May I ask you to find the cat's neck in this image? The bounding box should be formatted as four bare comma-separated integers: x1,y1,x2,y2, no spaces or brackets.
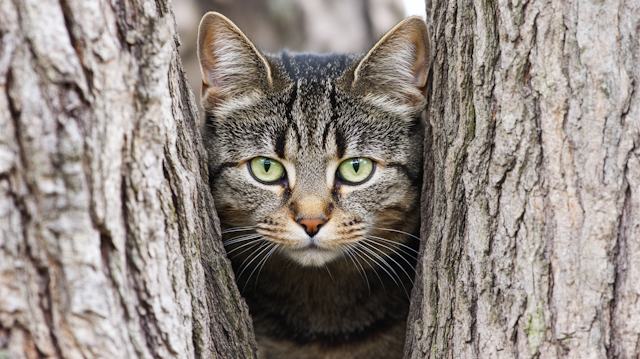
232,251,415,345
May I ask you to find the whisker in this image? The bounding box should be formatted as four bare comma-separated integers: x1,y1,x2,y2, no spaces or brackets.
237,242,274,285
365,238,417,262
258,244,281,284
247,243,280,291
370,227,420,241
348,245,386,292
358,242,410,298
324,263,335,283
227,238,263,256
222,226,258,234
362,239,416,298
229,241,265,262
366,234,419,255
224,233,261,246
348,248,374,296
360,240,415,287
344,246,370,295
235,242,267,275
364,237,418,263
352,243,402,290
343,248,362,280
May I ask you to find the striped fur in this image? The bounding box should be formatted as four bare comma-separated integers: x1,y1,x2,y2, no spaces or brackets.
199,12,430,359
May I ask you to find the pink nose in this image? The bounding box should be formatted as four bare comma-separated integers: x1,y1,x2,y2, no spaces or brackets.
297,218,327,237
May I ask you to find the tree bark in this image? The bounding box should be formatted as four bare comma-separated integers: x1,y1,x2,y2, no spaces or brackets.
406,0,640,358
0,0,257,358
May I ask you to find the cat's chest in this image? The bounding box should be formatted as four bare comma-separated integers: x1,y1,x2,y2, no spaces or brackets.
235,257,411,342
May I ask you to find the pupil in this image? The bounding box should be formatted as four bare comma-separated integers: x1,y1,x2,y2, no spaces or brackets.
264,159,271,172
352,159,360,173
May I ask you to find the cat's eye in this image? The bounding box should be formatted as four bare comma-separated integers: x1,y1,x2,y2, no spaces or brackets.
249,157,286,184
337,157,375,185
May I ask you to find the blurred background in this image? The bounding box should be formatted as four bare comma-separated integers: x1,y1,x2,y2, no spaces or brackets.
173,0,426,116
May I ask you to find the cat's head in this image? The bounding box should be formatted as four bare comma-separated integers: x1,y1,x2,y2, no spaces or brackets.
198,12,430,267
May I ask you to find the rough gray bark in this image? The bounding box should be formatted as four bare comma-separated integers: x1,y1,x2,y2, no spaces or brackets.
406,0,640,358
0,0,257,358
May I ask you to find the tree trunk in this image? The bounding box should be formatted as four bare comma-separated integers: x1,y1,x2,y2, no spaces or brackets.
0,0,257,358
406,0,640,358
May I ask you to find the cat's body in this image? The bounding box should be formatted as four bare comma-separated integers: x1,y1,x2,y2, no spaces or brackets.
243,253,413,358
198,13,430,359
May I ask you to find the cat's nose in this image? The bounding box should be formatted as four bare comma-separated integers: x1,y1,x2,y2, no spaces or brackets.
297,217,327,237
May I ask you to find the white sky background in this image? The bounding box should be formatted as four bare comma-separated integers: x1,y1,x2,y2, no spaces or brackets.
402,0,427,20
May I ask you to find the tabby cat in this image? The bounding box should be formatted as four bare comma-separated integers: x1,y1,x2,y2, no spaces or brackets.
198,12,430,359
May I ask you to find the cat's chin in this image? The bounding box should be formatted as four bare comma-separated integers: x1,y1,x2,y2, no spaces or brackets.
284,246,342,267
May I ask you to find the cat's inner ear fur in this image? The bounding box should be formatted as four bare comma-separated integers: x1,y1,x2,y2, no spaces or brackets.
351,16,431,115
197,12,273,109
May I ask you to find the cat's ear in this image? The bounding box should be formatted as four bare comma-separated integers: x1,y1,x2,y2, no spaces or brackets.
351,16,431,115
197,12,273,109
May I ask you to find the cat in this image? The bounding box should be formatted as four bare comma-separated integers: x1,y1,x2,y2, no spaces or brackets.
198,11,430,359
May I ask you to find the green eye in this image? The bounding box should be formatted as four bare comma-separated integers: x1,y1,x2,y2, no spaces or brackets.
249,157,285,184
337,157,374,184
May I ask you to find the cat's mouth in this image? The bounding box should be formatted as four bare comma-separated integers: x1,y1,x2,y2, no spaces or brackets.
285,239,343,267
291,239,328,252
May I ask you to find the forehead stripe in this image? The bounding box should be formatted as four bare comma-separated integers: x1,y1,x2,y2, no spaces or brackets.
335,127,346,159
274,130,286,158
274,82,299,158
322,85,337,150
321,121,332,151
325,85,347,158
